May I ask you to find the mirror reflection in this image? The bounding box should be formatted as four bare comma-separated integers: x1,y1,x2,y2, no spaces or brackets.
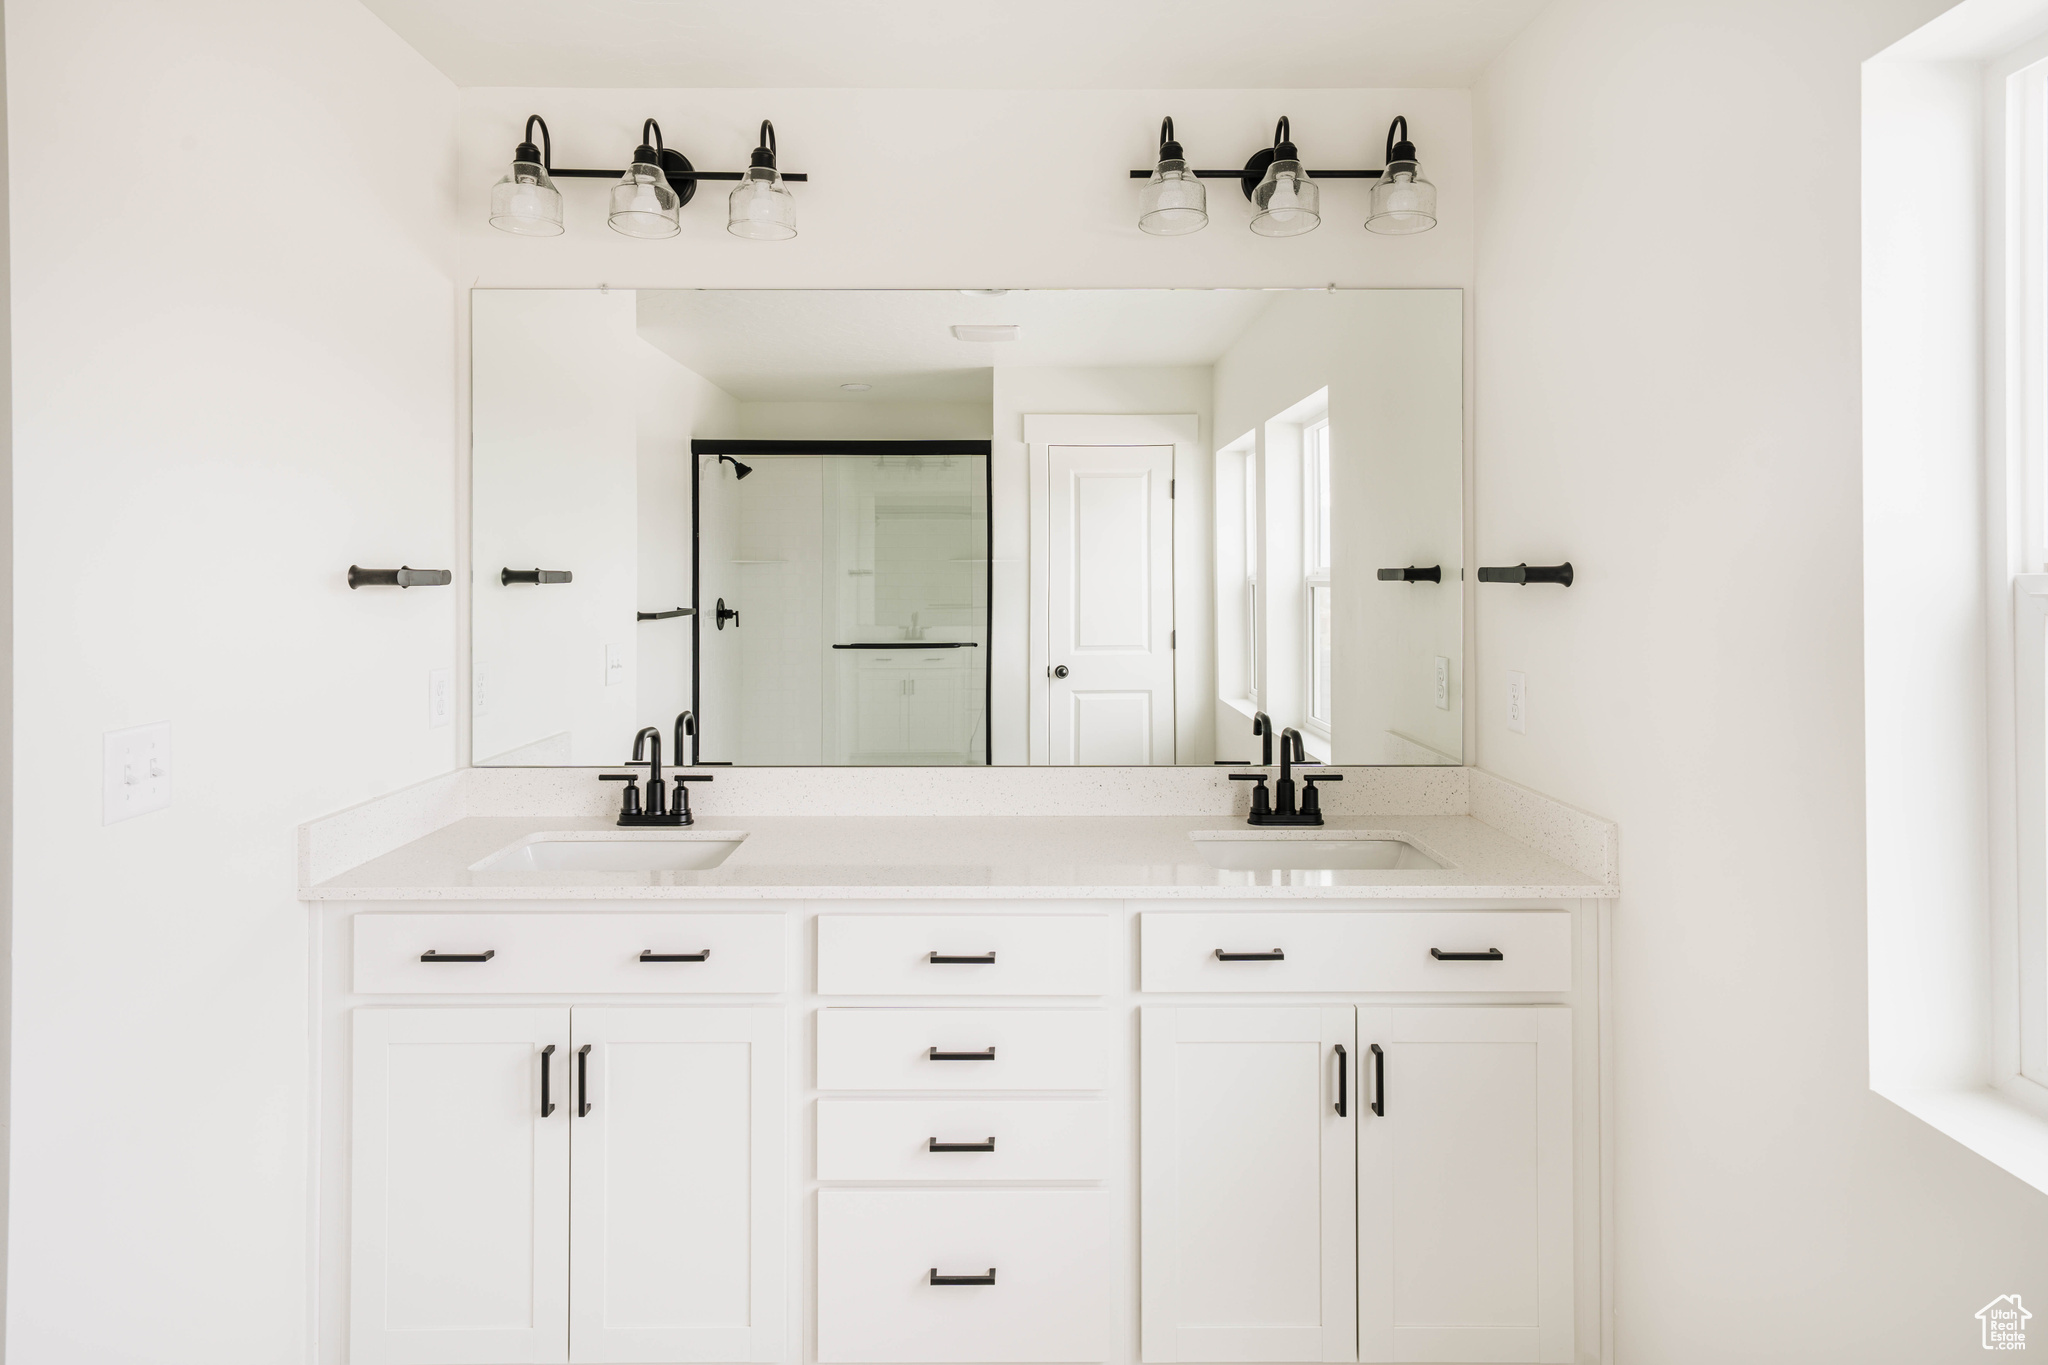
472,288,1462,767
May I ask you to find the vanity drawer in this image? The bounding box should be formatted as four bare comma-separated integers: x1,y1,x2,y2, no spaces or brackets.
352,913,785,994
1140,911,1572,993
817,1189,1112,1362
817,1099,1109,1181
816,1008,1108,1090
817,915,1112,996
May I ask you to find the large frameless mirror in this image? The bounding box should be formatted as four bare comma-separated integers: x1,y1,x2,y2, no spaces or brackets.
471,287,1464,768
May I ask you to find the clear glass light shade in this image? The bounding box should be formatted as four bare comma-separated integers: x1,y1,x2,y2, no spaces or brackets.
1250,159,1320,237
489,160,564,236
728,166,796,240
1139,159,1208,235
608,163,680,239
1366,163,1437,235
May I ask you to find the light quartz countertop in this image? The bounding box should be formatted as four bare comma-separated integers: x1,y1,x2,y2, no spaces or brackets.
304,813,1616,901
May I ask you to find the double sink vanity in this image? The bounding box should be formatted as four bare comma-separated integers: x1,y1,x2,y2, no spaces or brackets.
304,766,1617,1365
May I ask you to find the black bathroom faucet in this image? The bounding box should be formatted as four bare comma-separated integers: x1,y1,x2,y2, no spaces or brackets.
1228,724,1342,826
598,726,711,826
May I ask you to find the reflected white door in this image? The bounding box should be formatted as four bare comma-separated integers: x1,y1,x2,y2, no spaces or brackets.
351,1007,570,1365
1355,1006,1574,1363
569,1007,785,1363
1046,444,1175,764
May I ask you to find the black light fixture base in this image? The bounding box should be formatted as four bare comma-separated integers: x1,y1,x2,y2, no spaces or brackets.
1240,147,1275,201
660,148,699,207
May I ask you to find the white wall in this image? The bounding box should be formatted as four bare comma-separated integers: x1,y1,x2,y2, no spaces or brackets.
1473,0,2048,1359
4,1,457,1359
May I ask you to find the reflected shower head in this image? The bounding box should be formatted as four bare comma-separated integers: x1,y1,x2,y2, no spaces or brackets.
719,455,753,479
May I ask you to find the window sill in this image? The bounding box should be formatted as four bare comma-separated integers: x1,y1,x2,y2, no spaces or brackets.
1873,1081,2048,1195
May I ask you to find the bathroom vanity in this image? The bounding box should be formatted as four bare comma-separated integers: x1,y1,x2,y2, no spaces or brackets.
303,768,1616,1365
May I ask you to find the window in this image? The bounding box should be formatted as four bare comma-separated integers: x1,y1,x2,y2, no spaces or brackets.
1245,448,1260,706
1303,419,1331,731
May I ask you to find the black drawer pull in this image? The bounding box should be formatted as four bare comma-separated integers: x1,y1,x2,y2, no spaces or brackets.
540,1044,556,1117
1369,1042,1384,1117
1334,1042,1347,1117
420,949,495,963
577,1044,592,1117
928,1047,997,1061
1214,949,1284,961
640,950,711,962
929,1137,997,1152
929,952,997,964
930,1269,997,1286
1430,948,1504,961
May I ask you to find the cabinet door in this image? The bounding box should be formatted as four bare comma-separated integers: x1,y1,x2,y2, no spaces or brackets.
351,1007,569,1365
569,1007,786,1363
853,666,909,757
1356,1007,1573,1364
905,664,969,756
1140,1007,1356,1363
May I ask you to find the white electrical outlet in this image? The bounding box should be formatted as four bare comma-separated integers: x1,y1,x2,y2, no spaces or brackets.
1434,656,1450,710
473,666,489,720
1506,670,1527,734
605,644,625,687
103,721,171,824
428,669,452,729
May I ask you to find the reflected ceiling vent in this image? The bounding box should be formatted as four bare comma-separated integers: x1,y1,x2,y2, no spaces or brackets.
951,325,1021,343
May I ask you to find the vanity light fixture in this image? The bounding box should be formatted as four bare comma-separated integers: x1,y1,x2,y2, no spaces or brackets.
1138,117,1208,236
719,454,754,479
610,120,683,238
728,121,797,240
1248,117,1319,237
489,115,565,236
1126,115,1436,237
1365,116,1436,235
486,113,808,238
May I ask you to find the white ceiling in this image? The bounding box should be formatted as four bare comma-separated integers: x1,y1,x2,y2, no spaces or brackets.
358,0,1545,89
634,289,1281,402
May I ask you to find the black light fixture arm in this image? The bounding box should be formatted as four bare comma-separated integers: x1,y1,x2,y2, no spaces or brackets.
1127,112,1422,182
527,112,808,190
1478,562,1574,586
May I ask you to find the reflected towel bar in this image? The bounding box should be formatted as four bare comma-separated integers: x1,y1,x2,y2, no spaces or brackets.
347,566,450,589
637,607,693,621
832,642,979,649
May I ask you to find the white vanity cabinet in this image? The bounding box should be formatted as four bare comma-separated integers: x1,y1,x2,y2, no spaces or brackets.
349,1004,785,1365
1140,1004,1575,1365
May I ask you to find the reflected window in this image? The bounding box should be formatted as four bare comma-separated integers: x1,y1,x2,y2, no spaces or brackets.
1305,419,1332,729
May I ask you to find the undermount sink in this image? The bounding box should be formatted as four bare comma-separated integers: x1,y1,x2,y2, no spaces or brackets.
1191,832,1443,872
471,832,746,873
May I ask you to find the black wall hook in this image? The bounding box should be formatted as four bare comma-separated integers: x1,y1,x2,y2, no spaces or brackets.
501,568,572,585
1377,565,1442,583
1477,562,1573,586
348,566,451,589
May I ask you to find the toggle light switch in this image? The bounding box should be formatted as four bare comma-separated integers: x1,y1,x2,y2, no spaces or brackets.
104,721,171,824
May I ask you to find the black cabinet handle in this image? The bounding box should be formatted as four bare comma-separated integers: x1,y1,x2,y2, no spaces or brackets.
577,1044,592,1117
928,1137,997,1152
420,949,495,963
928,1047,997,1061
640,950,711,962
1334,1042,1348,1117
930,1269,997,1286
1369,1043,1384,1117
1430,948,1504,961
929,952,997,964
541,1044,556,1117
1214,949,1284,961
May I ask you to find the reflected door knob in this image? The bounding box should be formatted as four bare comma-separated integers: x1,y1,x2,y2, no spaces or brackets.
1052,664,1069,679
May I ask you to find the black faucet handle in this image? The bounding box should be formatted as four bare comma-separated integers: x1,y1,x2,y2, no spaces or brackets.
1302,772,1342,782
1229,772,1273,821
600,772,643,817
675,774,714,782
1227,773,1269,783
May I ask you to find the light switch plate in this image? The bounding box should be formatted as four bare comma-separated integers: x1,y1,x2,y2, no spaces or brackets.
104,721,171,824
1506,670,1527,734
428,669,452,729
1434,656,1450,710
605,644,625,687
